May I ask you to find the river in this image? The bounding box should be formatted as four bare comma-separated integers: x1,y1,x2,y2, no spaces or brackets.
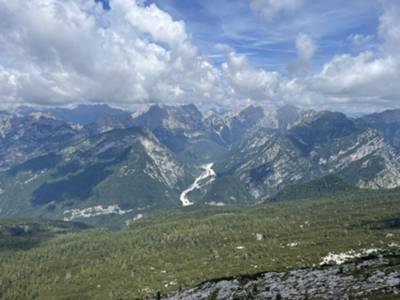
179,163,216,206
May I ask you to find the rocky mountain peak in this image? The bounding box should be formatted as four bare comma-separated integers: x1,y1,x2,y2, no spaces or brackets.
29,111,56,121
276,104,302,129
359,108,400,125
131,103,205,131
2,104,400,223
131,104,168,130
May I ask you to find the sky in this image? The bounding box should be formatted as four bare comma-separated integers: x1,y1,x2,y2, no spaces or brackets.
0,0,399,113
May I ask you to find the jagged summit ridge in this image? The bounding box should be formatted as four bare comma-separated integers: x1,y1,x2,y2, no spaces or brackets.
1,103,400,224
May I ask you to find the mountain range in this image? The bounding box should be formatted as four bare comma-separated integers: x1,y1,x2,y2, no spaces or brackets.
1,103,400,226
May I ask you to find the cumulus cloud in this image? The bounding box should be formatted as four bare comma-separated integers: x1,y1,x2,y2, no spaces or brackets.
0,0,399,114
302,0,400,112
287,33,317,76
295,33,316,62
0,0,227,109
221,51,281,104
348,34,374,48
249,0,304,21
0,0,306,110
244,0,400,113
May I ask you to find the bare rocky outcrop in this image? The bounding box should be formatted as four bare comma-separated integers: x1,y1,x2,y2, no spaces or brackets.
153,249,400,300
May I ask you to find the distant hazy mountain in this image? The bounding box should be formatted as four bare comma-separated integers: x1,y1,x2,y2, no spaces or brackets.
204,105,269,146
84,113,135,135
0,112,82,170
286,111,359,155
357,109,400,150
204,111,400,201
131,104,227,162
275,104,303,129
1,104,400,225
17,104,130,125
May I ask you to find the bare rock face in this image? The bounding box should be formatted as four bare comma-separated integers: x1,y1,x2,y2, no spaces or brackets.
155,249,400,300
131,104,228,162
2,104,400,226
357,108,400,150
0,113,81,169
205,105,270,146
209,111,400,202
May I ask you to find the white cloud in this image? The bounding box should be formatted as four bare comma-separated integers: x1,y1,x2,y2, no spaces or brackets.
348,34,374,48
120,2,188,46
295,33,316,62
378,0,400,54
0,0,303,110
221,50,281,105
0,0,225,109
249,0,304,21
287,33,317,76
0,0,399,114
299,0,400,112
310,52,398,99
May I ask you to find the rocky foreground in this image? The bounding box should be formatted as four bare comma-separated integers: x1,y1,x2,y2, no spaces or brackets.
152,249,400,300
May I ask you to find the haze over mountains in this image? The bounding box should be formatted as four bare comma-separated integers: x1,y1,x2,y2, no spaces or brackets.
1,103,400,227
